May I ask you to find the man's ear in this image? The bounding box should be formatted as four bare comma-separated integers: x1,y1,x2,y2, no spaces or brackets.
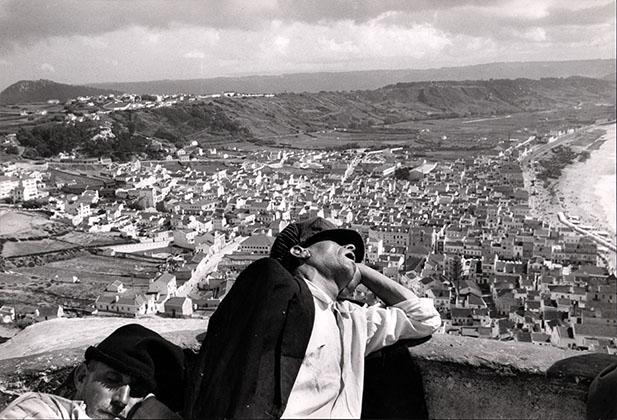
289,245,310,259
73,362,88,397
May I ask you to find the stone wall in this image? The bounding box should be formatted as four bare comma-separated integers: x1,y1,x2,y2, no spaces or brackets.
1,333,616,418
403,335,616,419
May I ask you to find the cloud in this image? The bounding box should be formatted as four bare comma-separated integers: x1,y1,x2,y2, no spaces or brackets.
0,0,613,89
0,0,613,54
40,62,55,72
275,0,503,24
0,0,272,53
103,58,119,66
184,50,205,59
543,2,616,26
79,36,109,49
383,1,615,45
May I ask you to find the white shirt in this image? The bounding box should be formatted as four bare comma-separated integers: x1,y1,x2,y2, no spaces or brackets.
281,280,441,419
0,392,90,419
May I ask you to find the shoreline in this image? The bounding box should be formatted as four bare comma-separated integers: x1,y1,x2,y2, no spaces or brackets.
525,123,616,269
558,124,616,238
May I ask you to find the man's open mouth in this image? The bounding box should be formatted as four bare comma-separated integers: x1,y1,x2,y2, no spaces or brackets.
343,249,356,261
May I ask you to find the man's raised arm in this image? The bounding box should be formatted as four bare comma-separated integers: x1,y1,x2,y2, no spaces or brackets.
356,263,417,306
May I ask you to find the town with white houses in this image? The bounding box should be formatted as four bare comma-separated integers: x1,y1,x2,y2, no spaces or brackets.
0,123,616,354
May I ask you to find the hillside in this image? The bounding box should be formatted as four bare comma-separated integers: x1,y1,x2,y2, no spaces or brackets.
603,72,616,82
205,77,615,138
0,80,122,104
89,59,616,95
101,76,616,143
12,76,616,159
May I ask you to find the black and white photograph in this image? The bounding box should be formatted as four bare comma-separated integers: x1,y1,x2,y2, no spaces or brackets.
0,1,615,419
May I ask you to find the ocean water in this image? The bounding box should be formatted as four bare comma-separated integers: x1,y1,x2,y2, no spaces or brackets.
559,124,616,237
594,124,617,234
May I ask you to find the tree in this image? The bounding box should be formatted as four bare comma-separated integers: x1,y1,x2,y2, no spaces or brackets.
141,94,158,102
22,200,43,209
17,122,96,158
4,145,19,154
448,255,465,295
127,111,136,136
22,147,41,160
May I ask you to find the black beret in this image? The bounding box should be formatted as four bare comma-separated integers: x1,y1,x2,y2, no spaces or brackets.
85,324,187,412
270,217,364,272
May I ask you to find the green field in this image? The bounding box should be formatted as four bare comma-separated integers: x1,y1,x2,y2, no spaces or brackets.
0,254,161,312
0,103,65,133
55,231,128,247
0,210,54,238
1,238,76,258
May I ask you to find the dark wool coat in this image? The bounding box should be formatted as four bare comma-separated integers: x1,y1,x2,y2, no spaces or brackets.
184,258,315,419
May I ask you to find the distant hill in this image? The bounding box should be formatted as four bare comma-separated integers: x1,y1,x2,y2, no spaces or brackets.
102,76,616,147
0,79,122,104
191,76,615,138
89,59,616,95
602,72,616,82
11,76,615,160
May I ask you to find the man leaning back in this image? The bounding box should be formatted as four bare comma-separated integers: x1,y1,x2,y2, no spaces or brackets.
273,217,441,418
187,217,441,418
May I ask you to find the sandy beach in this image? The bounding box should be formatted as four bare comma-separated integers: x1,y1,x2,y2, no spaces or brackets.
526,123,616,269
558,124,615,236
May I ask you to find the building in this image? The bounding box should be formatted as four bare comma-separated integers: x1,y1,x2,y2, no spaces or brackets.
0,305,15,323
573,324,617,349
146,273,177,312
117,295,149,317
239,234,275,255
0,176,19,199
164,296,193,318
34,304,64,322
11,178,40,202
105,280,127,294
426,288,451,310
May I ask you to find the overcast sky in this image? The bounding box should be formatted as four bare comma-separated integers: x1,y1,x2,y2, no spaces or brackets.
0,0,614,89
